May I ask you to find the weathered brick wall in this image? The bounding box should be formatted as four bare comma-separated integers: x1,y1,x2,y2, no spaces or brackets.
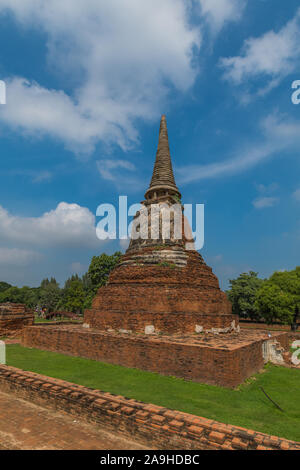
84,310,239,335
86,250,234,334
240,321,299,332
0,303,34,337
0,365,298,450
21,325,288,388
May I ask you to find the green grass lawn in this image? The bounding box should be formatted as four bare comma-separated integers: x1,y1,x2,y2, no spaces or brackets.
34,317,82,324
5,344,300,442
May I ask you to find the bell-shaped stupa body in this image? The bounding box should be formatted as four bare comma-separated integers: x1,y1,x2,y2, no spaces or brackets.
84,115,235,335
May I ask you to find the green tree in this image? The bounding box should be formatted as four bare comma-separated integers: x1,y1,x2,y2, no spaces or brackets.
88,252,121,291
255,267,300,325
63,279,85,314
0,281,11,293
84,252,121,308
0,286,24,304
0,283,41,309
255,283,295,325
227,271,264,320
39,278,62,312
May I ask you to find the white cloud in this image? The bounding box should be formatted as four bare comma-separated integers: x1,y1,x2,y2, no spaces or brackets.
178,111,300,184
262,111,300,143
177,141,277,183
96,158,146,192
0,202,100,248
0,1,247,154
0,0,202,154
97,159,135,182
198,0,246,32
1,78,102,155
252,197,278,209
293,189,300,201
220,8,300,93
0,248,42,266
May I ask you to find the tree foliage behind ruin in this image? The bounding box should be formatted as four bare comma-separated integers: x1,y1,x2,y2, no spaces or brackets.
0,252,121,315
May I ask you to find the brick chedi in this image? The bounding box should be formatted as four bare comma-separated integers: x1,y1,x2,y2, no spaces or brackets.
85,115,237,335
21,115,289,388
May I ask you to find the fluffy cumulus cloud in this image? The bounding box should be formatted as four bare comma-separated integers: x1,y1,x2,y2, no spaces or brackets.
0,0,247,155
1,78,103,155
198,0,246,32
220,8,300,94
0,202,110,284
0,202,99,248
0,0,202,154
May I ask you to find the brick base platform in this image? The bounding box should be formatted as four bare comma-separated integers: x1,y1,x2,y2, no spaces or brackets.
0,365,299,450
22,325,288,388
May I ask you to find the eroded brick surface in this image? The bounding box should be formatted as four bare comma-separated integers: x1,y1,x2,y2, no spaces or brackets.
0,390,148,450
0,303,34,337
85,249,234,335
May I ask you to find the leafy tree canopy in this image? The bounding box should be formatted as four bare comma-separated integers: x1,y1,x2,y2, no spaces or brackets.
0,281,11,293
88,252,121,291
255,267,300,325
255,283,295,325
227,271,264,320
62,279,85,314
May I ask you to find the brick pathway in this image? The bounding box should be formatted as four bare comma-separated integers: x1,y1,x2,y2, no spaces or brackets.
0,391,149,450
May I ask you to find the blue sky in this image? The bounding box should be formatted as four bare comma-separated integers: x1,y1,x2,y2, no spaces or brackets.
0,0,299,289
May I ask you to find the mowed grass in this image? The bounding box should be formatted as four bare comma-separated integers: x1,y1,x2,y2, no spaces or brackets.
5,344,300,442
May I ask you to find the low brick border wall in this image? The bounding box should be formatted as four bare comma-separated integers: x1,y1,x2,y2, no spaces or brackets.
0,365,299,450
240,321,300,333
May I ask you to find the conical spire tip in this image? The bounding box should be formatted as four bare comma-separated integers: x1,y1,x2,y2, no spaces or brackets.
144,114,181,200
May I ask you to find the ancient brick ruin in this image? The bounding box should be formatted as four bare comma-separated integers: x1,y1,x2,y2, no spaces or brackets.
21,115,289,387
85,115,236,335
0,303,34,337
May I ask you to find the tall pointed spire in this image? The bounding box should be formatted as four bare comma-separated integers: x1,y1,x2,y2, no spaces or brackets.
145,115,181,200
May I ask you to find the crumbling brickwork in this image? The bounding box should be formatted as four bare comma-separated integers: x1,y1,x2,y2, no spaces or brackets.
0,303,34,337
0,365,298,450
85,249,234,334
